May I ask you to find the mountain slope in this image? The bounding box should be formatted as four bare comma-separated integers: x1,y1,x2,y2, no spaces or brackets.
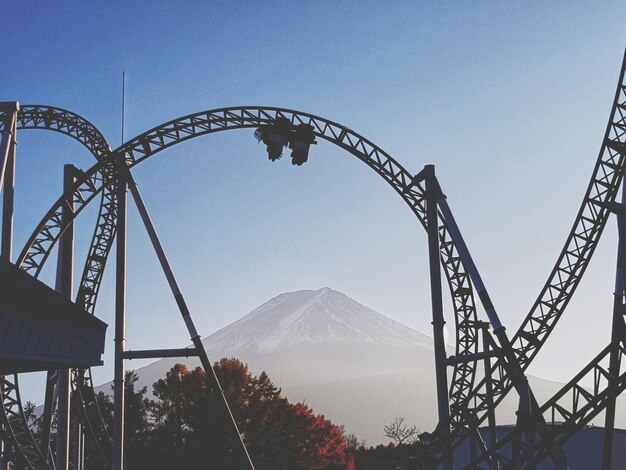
128,288,434,394
99,288,626,444
207,287,432,352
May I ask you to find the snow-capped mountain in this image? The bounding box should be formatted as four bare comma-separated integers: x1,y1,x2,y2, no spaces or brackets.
97,288,626,444
101,288,439,443
124,287,434,392
206,287,432,351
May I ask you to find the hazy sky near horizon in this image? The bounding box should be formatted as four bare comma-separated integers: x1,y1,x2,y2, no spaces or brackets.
2,2,626,402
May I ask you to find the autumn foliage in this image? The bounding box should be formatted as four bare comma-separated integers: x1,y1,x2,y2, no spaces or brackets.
92,359,349,469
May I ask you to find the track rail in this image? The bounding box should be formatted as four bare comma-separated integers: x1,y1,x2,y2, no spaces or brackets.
445,51,626,449
0,105,114,469
11,65,624,464
464,340,626,468
62,51,626,466
9,106,484,465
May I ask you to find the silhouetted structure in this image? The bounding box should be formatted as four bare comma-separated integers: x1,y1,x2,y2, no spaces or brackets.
0,256,106,374
2,47,626,469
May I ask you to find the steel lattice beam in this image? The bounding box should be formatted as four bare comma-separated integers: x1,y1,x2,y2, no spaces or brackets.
3,105,483,468
0,105,113,470
445,50,626,455
7,51,626,466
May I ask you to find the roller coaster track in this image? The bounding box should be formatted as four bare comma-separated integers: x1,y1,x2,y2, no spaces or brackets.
443,49,626,461
0,105,114,469
1,106,483,468
464,340,626,468
4,47,625,467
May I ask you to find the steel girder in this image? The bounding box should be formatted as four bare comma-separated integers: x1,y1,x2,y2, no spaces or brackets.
13,73,626,466
0,375,47,469
444,49,626,455
0,105,115,313
0,105,114,470
10,106,484,464
464,340,626,468
4,62,626,467
71,368,111,465
56,50,626,466
0,105,110,160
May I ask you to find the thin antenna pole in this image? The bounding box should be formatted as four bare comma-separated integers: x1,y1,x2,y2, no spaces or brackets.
112,69,127,470
121,71,125,146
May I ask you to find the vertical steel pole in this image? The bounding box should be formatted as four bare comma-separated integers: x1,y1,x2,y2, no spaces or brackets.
113,173,127,470
436,174,566,468
71,418,83,470
0,422,7,470
469,431,477,462
0,105,17,469
424,165,453,470
40,371,57,462
80,427,85,470
482,326,498,470
55,164,76,470
0,436,5,470
80,426,85,470
70,419,77,467
602,177,626,470
1,115,16,261
0,102,18,199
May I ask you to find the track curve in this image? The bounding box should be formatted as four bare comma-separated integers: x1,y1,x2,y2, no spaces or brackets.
449,49,626,452
10,83,626,466
0,104,114,469
12,106,484,465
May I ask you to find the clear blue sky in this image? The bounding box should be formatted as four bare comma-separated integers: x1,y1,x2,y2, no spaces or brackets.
2,1,626,402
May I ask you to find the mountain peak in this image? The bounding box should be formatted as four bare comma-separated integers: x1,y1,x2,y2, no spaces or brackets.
205,288,432,354
272,286,339,300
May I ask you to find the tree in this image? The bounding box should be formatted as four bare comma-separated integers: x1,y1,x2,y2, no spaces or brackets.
79,359,352,469
150,359,348,469
340,426,362,470
23,401,41,433
280,402,347,469
383,416,418,445
150,363,194,468
121,371,153,468
81,371,152,470
352,418,436,470
340,425,365,453
85,391,113,470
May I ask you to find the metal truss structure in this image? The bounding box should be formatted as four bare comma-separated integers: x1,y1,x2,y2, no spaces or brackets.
0,48,625,469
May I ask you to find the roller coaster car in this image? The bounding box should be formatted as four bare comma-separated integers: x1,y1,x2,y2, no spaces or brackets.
254,119,316,165
0,257,107,374
289,123,316,166
254,117,293,161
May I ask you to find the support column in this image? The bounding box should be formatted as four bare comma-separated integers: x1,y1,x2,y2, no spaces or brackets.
424,165,453,470
482,325,499,470
469,431,478,462
0,101,17,470
433,166,566,468
0,422,7,470
55,164,76,470
40,371,57,462
1,113,16,261
0,102,18,198
0,435,5,470
602,177,626,470
71,418,83,470
113,173,127,470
